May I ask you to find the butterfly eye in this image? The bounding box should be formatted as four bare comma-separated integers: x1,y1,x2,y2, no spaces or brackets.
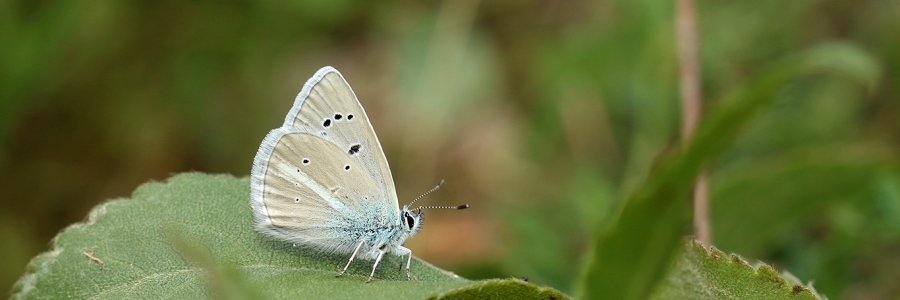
404,213,415,230
323,119,332,127
347,114,354,120
334,113,342,120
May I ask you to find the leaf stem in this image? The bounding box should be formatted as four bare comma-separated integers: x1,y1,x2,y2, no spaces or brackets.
675,0,712,245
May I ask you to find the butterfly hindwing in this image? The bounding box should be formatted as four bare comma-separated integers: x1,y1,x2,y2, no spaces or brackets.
252,130,384,251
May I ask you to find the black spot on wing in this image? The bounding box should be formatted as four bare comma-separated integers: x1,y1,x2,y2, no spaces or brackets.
348,144,361,155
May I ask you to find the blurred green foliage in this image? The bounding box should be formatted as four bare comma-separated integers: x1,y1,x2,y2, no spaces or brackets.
581,43,879,299
1,0,898,299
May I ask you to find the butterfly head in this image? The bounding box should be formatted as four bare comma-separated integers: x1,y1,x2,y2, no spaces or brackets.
400,180,469,237
399,203,469,238
400,205,424,236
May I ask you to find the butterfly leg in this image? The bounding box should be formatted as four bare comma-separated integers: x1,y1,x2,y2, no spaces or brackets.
366,249,386,283
396,246,413,281
336,240,365,277
405,251,413,280
389,246,413,279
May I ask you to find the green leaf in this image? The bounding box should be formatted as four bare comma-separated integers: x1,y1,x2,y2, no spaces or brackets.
651,239,823,300
577,43,880,300
12,173,567,299
429,279,569,300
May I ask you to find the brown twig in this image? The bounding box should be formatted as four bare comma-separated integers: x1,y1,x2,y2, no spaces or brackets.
675,0,712,245
82,251,104,270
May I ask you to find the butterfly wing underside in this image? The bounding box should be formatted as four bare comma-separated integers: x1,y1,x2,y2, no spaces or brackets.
250,67,399,252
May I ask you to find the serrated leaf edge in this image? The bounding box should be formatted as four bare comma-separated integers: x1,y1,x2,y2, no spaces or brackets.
12,199,117,298
427,278,569,299
688,239,822,299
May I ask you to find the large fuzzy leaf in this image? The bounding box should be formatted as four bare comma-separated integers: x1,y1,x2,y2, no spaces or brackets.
12,173,567,300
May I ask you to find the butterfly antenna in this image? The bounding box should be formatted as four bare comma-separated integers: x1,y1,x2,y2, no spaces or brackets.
407,180,444,207
415,204,470,214
407,180,470,213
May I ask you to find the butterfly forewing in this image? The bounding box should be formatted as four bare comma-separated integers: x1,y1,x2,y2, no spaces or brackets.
283,68,399,212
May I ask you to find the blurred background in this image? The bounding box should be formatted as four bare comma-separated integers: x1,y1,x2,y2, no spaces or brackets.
1,0,899,298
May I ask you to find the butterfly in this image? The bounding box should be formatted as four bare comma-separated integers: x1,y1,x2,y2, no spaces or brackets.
249,66,467,283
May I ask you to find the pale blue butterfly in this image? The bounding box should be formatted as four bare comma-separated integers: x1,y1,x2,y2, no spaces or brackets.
250,66,467,282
